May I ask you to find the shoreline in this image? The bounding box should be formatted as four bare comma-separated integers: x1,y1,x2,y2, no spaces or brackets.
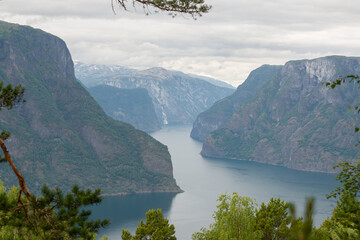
102,189,184,197
201,154,339,175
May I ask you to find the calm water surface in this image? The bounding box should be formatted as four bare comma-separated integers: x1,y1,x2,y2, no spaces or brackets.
93,125,338,239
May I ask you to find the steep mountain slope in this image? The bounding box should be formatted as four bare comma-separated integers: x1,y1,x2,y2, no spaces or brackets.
102,68,235,125
0,20,180,194
201,56,360,172
191,65,282,141
88,85,160,132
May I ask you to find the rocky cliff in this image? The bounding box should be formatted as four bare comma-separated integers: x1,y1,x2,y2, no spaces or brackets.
201,56,360,172
191,65,282,141
88,85,160,132
102,68,235,125
0,20,181,194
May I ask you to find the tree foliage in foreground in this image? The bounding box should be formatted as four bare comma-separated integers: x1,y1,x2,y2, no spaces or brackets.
0,82,25,111
255,198,292,240
192,193,262,240
113,0,211,18
191,192,349,240
0,180,109,239
321,161,360,239
122,209,176,240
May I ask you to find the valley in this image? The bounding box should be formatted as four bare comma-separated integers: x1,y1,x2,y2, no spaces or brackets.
92,125,338,239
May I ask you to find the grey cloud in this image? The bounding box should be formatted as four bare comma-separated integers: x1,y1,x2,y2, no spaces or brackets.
1,0,360,86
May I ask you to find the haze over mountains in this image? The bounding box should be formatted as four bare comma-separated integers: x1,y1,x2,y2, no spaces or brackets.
74,62,136,87
0,20,180,194
75,63,235,132
193,56,360,173
75,62,235,89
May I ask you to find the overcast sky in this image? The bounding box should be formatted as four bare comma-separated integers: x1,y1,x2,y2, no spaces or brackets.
1,0,360,86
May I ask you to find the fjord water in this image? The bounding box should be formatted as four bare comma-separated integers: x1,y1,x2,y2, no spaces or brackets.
94,125,338,239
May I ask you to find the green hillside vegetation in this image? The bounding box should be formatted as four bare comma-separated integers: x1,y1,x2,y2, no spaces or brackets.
191,65,282,142
0,20,180,195
88,85,160,132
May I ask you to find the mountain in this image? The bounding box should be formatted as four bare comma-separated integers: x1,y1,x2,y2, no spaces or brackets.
74,62,234,89
88,85,160,132
101,67,235,125
0,20,181,195
186,73,235,89
74,62,137,87
191,65,282,141
201,56,360,173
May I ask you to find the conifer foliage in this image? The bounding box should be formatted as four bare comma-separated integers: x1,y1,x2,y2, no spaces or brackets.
113,0,211,18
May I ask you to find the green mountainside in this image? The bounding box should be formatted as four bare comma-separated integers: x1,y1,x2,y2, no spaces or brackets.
201,56,360,172
88,85,160,132
191,65,282,141
0,20,181,194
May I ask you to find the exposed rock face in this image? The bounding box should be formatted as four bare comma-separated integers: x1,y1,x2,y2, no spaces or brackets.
191,65,282,141
88,85,161,132
102,68,235,125
201,56,360,173
0,20,181,194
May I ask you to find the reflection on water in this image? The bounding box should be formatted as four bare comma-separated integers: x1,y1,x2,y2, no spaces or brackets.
91,193,177,238
93,125,338,240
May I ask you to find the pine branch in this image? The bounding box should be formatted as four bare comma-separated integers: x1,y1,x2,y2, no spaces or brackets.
0,138,31,200
113,0,211,18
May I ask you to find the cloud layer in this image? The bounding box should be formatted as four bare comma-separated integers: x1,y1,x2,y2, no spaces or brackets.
1,0,360,86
